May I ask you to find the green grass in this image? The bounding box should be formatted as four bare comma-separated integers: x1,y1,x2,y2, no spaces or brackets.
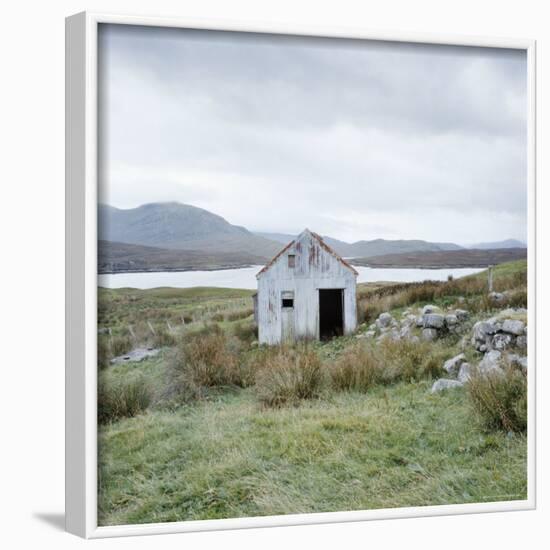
98,382,527,526
98,286,255,364
97,260,528,526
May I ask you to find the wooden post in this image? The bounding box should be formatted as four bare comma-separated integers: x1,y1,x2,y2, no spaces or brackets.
488,265,494,292
147,321,156,336
128,325,136,339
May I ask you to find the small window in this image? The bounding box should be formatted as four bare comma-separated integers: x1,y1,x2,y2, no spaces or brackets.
288,254,296,268
282,298,294,308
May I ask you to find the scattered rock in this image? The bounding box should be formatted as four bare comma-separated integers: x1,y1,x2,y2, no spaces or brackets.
477,350,503,375
423,313,445,329
445,314,458,327
422,304,439,314
376,312,394,328
472,318,502,351
502,319,525,336
473,319,501,340
422,328,438,341
457,363,473,383
516,335,527,349
378,329,400,342
492,333,514,351
431,379,464,393
471,314,527,353
111,347,160,365
443,353,467,376
454,309,470,322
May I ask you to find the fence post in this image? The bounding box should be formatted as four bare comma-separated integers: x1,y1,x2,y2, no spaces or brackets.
488,265,494,292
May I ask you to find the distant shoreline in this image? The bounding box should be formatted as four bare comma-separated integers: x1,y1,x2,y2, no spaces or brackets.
353,263,492,270
98,264,258,275
98,263,492,276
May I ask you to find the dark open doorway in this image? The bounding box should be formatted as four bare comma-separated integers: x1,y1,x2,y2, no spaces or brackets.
319,289,344,340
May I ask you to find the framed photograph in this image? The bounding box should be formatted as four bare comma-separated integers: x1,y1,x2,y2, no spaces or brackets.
66,11,536,539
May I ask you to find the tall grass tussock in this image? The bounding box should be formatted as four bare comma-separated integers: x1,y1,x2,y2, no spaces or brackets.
467,365,527,432
253,346,324,407
98,375,152,424
97,332,133,370
330,339,445,392
165,326,253,403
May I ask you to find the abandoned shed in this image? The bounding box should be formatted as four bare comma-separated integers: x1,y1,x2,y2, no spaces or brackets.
254,229,358,345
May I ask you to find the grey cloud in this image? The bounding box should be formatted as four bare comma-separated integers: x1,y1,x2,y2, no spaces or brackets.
98,23,527,244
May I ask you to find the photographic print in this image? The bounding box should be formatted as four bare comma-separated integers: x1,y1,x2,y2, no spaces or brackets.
96,23,529,527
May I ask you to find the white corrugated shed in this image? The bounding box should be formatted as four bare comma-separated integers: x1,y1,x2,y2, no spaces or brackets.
256,229,358,344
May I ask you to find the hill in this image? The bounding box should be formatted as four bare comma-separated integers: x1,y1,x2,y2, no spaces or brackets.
99,203,281,259
256,232,463,258
352,247,527,268
466,239,526,250
98,240,268,274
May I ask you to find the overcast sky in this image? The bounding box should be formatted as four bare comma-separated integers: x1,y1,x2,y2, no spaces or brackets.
98,24,527,245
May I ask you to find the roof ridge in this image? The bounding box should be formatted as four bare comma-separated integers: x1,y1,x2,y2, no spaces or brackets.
256,229,358,278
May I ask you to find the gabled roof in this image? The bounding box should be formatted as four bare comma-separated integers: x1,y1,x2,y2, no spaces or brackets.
256,229,359,278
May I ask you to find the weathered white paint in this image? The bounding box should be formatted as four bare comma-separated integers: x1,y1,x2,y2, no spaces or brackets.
256,229,357,344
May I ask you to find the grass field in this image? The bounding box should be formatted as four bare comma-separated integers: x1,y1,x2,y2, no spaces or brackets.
97,260,528,526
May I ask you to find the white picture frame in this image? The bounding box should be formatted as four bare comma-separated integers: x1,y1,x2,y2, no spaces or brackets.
65,11,537,539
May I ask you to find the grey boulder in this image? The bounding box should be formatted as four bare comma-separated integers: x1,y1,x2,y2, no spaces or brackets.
477,350,503,375
516,335,528,349
443,353,467,376
431,379,464,393
501,319,526,336
473,318,501,340
422,328,438,341
423,313,445,329
454,309,470,322
492,333,514,351
508,354,528,373
445,314,458,327
111,347,160,365
376,312,394,328
457,363,473,383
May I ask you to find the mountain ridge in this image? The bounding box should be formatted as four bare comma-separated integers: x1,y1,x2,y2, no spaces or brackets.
98,202,525,272
255,231,463,258
98,202,281,259
465,239,526,250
